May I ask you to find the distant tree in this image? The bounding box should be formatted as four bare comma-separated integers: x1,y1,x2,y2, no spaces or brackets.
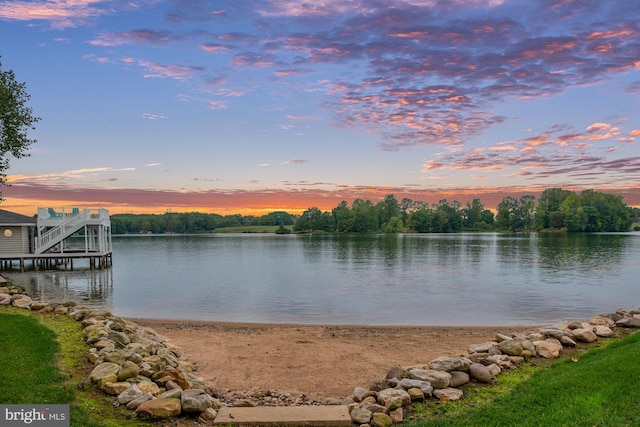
351,199,379,233
332,201,355,232
293,207,327,232
535,188,572,229
408,207,432,232
377,194,400,228
0,58,40,194
496,195,536,231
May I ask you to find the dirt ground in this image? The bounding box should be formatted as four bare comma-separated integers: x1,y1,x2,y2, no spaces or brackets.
129,318,536,401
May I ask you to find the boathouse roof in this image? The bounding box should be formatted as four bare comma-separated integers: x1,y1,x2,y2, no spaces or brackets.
0,209,37,225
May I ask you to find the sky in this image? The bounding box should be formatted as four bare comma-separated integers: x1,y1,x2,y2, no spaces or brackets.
1,0,639,216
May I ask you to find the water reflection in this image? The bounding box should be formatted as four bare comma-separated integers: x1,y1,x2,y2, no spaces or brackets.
5,268,113,310
2,233,639,325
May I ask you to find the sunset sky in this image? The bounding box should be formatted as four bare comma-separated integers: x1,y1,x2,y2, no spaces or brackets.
1,0,639,216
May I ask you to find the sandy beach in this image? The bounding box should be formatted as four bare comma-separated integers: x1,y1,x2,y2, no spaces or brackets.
128,318,536,402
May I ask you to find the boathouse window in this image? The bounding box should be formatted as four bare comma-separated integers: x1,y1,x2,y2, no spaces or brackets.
3,229,12,237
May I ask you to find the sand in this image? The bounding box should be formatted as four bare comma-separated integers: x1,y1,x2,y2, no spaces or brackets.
129,318,536,401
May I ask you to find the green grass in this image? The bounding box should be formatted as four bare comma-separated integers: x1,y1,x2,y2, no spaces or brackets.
404,331,640,426
0,307,162,427
3,304,640,427
0,312,74,404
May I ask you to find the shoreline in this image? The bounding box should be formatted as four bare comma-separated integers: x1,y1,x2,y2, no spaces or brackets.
128,317,539,401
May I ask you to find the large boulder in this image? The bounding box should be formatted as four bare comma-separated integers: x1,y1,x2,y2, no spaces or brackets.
571,328,598,343
377,388,411,409
534,339,563,359
117,384,143,405
181,389,214,413
89,362,120,386
469,363,492,383
398,378,433,397
350,407,372,424
428,357,469,372
433,388,464,401
408,369,451,389
497,339,524,356
136,398,181,418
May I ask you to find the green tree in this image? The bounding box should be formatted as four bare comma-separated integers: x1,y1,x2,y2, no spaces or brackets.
377,194,400,228
293,207,324,232
561,193,586,231
535,188,572,229
408,207,432,232
0,59,40,191
351,199,378,233
332,201,355,232
462,198,485,230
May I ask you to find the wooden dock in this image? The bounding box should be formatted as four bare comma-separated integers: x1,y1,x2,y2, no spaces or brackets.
0,207,113,271
0,250,112,272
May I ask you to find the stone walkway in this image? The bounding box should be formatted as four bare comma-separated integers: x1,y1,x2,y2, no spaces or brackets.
213,405,352,426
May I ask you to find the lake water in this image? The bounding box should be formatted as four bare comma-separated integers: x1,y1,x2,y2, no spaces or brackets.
6,232,640,326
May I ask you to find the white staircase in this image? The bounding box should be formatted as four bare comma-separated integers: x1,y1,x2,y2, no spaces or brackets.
35,211,88,254
35,208,111,255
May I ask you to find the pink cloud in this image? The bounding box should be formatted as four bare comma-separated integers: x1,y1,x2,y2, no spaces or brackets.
0,0,106,29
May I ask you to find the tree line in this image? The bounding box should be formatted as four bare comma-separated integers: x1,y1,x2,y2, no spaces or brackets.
111,211,295,234
110,187,637,235
292,188,636,233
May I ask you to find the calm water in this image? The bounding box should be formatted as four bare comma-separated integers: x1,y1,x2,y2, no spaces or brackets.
6,232,640,326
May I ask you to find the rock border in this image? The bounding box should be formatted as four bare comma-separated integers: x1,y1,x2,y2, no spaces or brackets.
2,284,639,426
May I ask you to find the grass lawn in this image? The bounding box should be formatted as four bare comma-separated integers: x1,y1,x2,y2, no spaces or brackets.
2,304,639,427
0,307,160,427
404,330,640,426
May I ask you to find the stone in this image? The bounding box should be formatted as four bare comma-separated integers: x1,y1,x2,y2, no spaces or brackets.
469,363,492,383
486,363,502,377
12,298,32,308
406,388,424,401
560,336,577,347
360,403,386,414
89,362,120,386
371,412,393,427
428,357,469,372
377,388,411,409
468,342,499,354
117,361,140,381
408,369,451,389
108,330,131,347
135,398,181,418
160,388,182,399
539,328,566,339
398,379,433,397
137,380,161,396
181,388,214,413
449,371,470,387
101,381,130,396
433,387,464,401
535,339,563,359
594,325,613,337
389,407,403,423
497,339,524,356
126,392,153,410
350,407,372,424
352,387,371,402
572,328,598,343
385,364,408,379
103,351,126,366
616,317,640,328
586,314,615,327
117,384,143,405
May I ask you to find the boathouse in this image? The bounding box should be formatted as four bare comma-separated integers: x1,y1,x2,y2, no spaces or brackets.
0,207,112,271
